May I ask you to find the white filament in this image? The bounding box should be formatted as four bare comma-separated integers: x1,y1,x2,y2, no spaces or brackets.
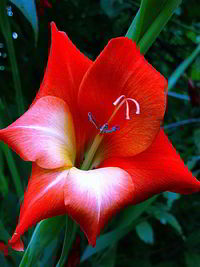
113,95,125,106
126,98,140,115
113,95,140,119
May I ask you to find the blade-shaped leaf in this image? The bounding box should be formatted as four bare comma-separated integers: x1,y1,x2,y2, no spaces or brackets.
10,0,38,44
126,0,182,54
0,0,25,116
136,221,154,244
126,0,168,43
81,196,157,262
168,44,200,91
19,216,66,267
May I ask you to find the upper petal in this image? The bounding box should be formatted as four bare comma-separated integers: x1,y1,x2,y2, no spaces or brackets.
100,129,200,205
9,164,69,251
78,37,167,159
64,167,134,246
35,22,92,108
34,23,93,163
0,96,75,169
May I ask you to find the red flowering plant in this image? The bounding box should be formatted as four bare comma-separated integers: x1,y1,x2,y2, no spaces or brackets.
0,22,200,253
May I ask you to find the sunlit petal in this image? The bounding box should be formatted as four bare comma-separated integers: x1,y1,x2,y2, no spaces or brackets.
0,96,75,169
64,167,134,246
9,164,69,251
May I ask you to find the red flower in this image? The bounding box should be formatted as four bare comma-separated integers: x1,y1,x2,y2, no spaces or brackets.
0,23,199,251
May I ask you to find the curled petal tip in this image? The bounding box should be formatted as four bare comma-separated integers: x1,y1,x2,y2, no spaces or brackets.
9,233,24,252
50,21,56,29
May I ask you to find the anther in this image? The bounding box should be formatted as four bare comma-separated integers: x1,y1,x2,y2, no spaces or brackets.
100,124,119,133
126,98,140,115
113,95,140,119
125,100,130,120
113,95,125,106
100,123,108,133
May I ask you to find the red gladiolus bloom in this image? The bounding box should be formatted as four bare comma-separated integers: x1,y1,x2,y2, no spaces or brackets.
1,23,200,251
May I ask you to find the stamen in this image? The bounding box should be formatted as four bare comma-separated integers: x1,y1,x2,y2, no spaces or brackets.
88,112,99,129
101,125,120,133
113,95,125,106
125,100,130,120
126,98,140,115
100,123,108,133
100,123,119,133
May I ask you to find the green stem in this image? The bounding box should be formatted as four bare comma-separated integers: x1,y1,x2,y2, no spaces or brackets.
0,0,25,115
0,143,23,198
81,134,103,170
56,217,78,267
138,0,182,54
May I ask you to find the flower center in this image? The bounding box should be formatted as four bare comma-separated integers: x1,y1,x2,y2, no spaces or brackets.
81,95,140,170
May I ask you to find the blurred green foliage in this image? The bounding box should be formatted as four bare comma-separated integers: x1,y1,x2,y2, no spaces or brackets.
0,0,200,266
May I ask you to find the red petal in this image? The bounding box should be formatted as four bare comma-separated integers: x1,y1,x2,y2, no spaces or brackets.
100,129,200,205
64,167,134,246
8,238,24,252
35,22,92,108
9,164,69,251
34,23,92,161
78,38,167,160
0,96,75,169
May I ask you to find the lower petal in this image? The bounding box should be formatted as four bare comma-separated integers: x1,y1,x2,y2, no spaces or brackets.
9,164,69,251
100,129,200,205
64,167,134,246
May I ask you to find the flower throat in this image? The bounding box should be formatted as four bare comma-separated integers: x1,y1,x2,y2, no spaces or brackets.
81,95,140,170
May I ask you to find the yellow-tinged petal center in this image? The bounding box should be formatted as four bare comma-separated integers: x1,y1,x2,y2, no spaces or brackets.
81,95,140,170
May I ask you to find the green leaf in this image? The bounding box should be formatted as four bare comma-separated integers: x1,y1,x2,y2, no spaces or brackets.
186,229,200,248
149,207,183,236
185,252,200,267
136,221,154,244
81,196,157,262
81,224,132,262
0,142,23,198
168,44,200,91
94,245,117,267
138,0,182,54
190,56,200,80
119,196,157,228
0,220,10,243
163,192,180,209
19,216,66,267
126,0,182,54
56,217,78,267
126,0,168,43
0,0,25,116
158,212,182,236
10,0,38,44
